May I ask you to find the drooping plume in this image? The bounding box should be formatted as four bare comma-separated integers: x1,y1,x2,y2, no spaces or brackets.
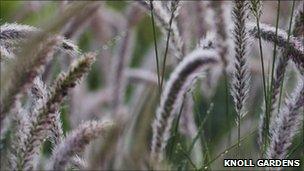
151,48,218,162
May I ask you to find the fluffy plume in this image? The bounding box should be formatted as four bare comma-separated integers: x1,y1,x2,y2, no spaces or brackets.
0,36,61,122
151,48,218,162
19,53,95,170
49,120,114,170
247,22,304,73
0,23,80,59
8,101,30,170
249,0,262,18
231,1,250,120
0,23,38,41
267,77,304,162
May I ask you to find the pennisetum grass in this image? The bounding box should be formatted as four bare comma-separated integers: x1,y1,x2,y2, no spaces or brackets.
231,0,250,152
266,0,281,151
19,53,95,170
48,120,114,170
149,0,161,96
0,23,80,60
151,48,218,162
0,36,61,123
267,77,304,163
247,22,304,73
7,100,29,170
1,1,303,170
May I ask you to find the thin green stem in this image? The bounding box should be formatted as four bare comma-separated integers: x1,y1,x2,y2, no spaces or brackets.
256,16,268,155
199,128,257,170
224,70,231,149
149,1,161,97
168,97,185,159
179,145,198,170
277,0,295,112
160,3,176,92
202,136,211,169
187,103,213,154
286,142,303,159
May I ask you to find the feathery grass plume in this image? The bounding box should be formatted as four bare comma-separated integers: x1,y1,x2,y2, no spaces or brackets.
247,22,304,74
249,0,262,19
0,43,13,59
0,23,37,59
70,155,87,170
20,53,96,170
0,1,99,60
0,23,38,41
292,2,303,37
27,77,63,149
0,1,93,120
28,77,48,119
151,48,218,162
49,120,114,170
0,23,81,59
231,0,250,149
267,77,304,162
139,0,183,59
0,36,61,123
7,100,29,170
49,111,64,145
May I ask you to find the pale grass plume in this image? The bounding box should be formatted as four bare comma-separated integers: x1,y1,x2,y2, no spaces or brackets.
231,0,250,120
19,53,96,170
151,48,218,162
49,120,114,170
0,23,38,41
7,100,30,170
267,77,304,163
0,36,61,122
0,23,81,59
247,22,304,73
